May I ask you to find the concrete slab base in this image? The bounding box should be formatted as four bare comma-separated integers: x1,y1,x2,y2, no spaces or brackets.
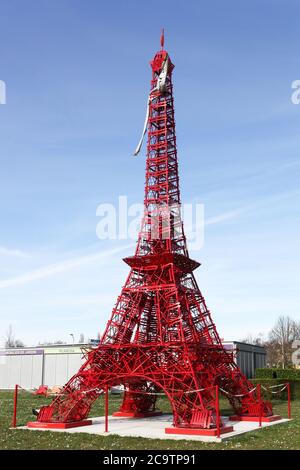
20,413,291,443
27,419,93,429
230,414,282,423
165,425,234,437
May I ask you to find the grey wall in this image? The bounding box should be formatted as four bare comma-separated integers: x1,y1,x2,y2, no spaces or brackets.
0,351,43,389
236,347,266,378
43,353,83,387
0,348,85,389
237,351,253,378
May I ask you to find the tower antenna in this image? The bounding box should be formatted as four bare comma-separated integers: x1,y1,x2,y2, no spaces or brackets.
160,28,164,49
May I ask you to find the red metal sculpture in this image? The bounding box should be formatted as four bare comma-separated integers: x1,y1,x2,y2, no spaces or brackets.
34,33,274,433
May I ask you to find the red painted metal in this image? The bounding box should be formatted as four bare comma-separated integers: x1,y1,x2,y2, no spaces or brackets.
287,382,291,419
258,383,262,427
160,28,164,49
34,34,275,431
105,385,109,432
12,384,18,428
230,415,281,423
215,385,220,438
165,425,234,437
27,420,92,429
34,385,48,396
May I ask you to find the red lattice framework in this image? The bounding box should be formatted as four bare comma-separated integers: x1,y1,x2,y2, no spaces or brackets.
36,35,274,430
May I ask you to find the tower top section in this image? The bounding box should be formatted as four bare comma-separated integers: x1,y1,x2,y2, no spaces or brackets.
150,29,174,75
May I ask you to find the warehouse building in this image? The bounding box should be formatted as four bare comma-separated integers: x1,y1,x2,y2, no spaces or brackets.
222,341,266,378
0,341,266,390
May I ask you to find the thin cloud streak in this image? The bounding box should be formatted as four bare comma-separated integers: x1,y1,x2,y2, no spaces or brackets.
0,243,134,290
184,207,246,237
0,206,241,290
205,209,245,226
1,187,298,289
188,188,300,235
0,246,31,259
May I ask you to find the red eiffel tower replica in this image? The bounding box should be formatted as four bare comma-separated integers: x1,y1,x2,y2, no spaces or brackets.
30,31,278,435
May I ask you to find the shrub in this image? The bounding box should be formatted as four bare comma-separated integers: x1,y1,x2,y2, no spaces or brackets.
255,368,300,380
251,378,300,400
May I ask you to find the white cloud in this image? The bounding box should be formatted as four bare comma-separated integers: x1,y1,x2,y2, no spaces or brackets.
0,246,31,258
184,207,246,239
0,243,133,290
205,208,246,226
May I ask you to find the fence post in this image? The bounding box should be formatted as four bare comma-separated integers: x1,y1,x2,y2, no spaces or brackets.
215,385,220,438
12,384,18,428
287,382,291,419
105,384,109,432
257,383,262,427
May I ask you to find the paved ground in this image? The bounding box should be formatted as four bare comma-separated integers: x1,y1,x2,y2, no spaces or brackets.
19,414,290,443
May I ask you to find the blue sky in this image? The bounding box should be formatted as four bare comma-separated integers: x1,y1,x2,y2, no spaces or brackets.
0,0,299,346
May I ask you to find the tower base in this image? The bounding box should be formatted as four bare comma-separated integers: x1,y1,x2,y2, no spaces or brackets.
230,414,281,423
27,419,92,429
165,425,234,437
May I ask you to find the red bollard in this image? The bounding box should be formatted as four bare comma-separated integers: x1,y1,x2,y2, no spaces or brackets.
105,385,109,432
257,383,262,427
215,385,220,438
12,384,18,428
287,382,291,419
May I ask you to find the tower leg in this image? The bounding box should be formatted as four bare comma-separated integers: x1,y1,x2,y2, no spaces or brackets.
31,344,275,430
113,382,162,418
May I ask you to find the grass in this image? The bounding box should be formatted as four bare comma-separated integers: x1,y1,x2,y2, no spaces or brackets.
0,390,299,450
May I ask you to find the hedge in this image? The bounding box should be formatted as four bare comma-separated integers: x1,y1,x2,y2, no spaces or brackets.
255,368,300,380
251,378,300,401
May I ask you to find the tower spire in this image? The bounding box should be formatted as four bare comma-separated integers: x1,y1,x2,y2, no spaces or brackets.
160,28,165,49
